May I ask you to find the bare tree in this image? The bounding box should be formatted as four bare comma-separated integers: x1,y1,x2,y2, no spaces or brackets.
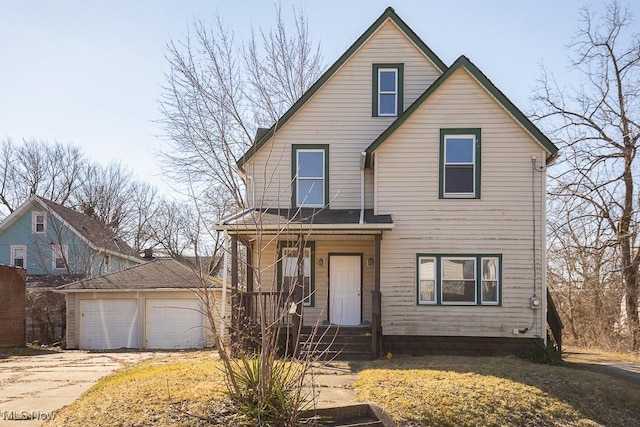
157,6,327,423
0,138,85,216
158,5,323,215
533,1,640,350
0,138,165,255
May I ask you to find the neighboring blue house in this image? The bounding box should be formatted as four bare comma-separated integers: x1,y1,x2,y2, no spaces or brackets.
0,195,142,278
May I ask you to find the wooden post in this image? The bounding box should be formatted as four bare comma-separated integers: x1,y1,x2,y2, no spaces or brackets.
231,235,239,336
245,242,253,320
372,233,382,359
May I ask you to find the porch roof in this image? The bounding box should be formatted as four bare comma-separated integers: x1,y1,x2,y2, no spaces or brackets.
216,208,393,234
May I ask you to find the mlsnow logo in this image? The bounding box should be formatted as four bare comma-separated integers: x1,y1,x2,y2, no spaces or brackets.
0,410,55,420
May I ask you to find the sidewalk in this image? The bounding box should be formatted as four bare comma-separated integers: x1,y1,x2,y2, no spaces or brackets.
563,347,640,386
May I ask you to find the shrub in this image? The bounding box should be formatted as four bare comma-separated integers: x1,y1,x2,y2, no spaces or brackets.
525,338,564,365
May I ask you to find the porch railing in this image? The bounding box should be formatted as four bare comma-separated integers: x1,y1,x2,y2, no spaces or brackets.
547,289,563,352
238,291,292,327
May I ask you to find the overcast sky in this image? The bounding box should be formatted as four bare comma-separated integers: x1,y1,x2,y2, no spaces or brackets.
1,1,636,194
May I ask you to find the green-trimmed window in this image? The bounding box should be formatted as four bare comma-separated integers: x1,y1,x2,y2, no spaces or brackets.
278,242,315,307
417,254,501,306
372,64,404,117
292,145,329,208
439,129,481,198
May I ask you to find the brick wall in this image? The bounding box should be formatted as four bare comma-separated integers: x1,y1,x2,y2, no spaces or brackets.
0,265,26,347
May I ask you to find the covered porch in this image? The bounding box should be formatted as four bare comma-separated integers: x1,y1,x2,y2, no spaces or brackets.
217,208,393,359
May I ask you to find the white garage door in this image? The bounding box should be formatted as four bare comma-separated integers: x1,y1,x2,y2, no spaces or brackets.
145,299,204,349
81,299,139,350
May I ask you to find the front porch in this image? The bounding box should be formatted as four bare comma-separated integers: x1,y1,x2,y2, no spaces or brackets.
220,208,393,360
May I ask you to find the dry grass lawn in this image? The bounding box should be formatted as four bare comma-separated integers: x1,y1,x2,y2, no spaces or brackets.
355,355,640,427
45,350,640,426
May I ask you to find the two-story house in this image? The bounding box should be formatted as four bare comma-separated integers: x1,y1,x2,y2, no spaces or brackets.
0,195,142,278
217,7,561,359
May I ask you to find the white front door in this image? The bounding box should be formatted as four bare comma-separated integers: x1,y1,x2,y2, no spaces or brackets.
329,255,361,326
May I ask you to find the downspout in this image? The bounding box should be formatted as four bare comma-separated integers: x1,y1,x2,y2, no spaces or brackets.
359,152,366,224
246,175,255,208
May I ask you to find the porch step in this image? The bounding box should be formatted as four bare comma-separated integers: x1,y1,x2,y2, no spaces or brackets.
299,326,373,361
301,404,387,427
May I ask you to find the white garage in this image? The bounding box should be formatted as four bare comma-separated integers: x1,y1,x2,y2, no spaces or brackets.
58,258,226,350
81,299,139,350
145,298,203,349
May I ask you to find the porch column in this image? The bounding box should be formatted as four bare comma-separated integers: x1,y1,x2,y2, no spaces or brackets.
231,234,239,334
372,233,382,358
245,240,254,320
292,234,304,357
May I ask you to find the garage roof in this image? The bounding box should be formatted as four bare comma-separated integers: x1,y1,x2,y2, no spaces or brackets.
57,258,222,291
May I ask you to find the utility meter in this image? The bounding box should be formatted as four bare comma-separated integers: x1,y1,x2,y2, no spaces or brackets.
530,297,541,310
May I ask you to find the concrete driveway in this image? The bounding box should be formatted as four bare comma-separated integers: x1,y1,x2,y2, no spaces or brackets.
0,350,165,427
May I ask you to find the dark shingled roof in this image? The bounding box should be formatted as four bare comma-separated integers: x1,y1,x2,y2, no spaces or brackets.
254,127,270,143
57,258,221,291
39,198,140,260
223,208,393,228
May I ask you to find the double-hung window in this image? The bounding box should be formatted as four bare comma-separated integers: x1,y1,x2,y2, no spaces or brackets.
417,254,501,305
11,245,26,268
372,64,404,117
52,244,68,270
279,242,315,307
292,145,328,208
32,212,46,233
440,129,481,198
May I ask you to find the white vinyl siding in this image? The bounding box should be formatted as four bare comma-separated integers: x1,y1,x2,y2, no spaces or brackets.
375,67,547,338
244,19,442,209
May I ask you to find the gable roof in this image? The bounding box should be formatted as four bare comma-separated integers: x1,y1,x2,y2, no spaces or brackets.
236,7,447,169
56,258,222,291
365,55,560,162
0,195,141,262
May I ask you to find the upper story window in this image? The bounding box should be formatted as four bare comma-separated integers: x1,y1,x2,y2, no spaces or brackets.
32,212,46,233
440,129,481,198
292,144,329,208
372,64,404,117
11,245,26,268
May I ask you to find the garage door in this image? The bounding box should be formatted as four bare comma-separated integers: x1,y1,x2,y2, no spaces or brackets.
145,299,204,349
81,299,139,350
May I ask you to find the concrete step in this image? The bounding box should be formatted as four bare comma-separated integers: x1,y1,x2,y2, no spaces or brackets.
300,404,389,427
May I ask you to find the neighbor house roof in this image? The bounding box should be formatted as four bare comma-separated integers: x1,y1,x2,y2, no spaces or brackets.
236,7,447,169
57,258,222,291
0,195,142,262
365,55,560,162
217,208,393,233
